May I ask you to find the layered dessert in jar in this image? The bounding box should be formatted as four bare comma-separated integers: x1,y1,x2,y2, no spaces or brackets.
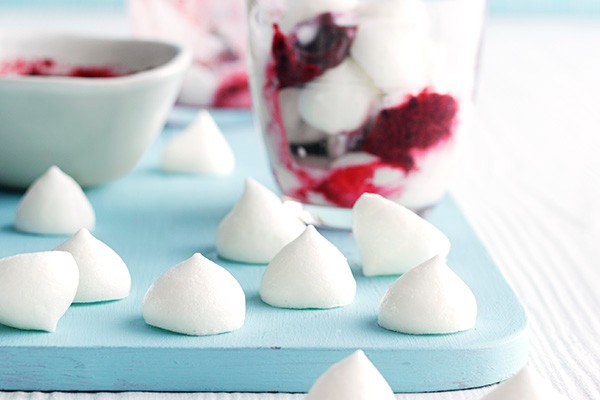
128,0,251,108
248,0,485,211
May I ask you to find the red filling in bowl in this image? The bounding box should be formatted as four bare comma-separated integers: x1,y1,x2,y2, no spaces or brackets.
0,58,129,78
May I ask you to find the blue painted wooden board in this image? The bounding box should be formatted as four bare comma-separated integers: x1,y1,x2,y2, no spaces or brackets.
0,109,528,393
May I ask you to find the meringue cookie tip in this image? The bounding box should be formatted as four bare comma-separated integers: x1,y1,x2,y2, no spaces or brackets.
55,228,130,303
216,177,305,264
482,365,569,400
0,251,78,332
15,165,96,235
161,109,235,176
306,349,396,400
260,225,355,309
378,255,477,335
352,192,450,276
142,253,245,336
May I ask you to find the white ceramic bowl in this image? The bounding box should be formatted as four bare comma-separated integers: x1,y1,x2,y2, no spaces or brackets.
0,33,191,188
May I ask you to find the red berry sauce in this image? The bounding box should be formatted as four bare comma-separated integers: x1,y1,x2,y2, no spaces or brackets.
212,69,252,108
293,13,357,71
363,90,459,171
313,161,403,208
271,24,321,89
271,13,357,89
67,66,123,78
0,58,128,78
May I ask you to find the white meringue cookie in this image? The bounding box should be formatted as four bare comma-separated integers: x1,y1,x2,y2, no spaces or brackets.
55,229,131,303
482,366,568,400
0,251,79,332
378,255,477,334
260,225,356,309
142,253,245,336
351,23,434,93
216,177,305,264
15,166,95,235
352,193,450,276
161,110,235,176
351,0,435,95
278,88,325,144
299,59,379,134
356,0,430,32
306,350,396,400
279,0,358,33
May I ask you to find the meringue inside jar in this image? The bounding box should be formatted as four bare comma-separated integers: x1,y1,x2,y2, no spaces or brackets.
247,0,486,224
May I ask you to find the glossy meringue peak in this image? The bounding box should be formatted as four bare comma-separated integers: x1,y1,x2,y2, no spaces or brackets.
260,225,356,309
15,166,95,235
481,366,569,400
306,350,396,400
216,177,305,263
161,110,235,176
55,229,131,303
142,253,245,336
378,255,477,334
0,251,78,332
352,192,450,276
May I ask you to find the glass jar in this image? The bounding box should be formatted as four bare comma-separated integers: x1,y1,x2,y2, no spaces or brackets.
247,0,486,221
128,0,251,108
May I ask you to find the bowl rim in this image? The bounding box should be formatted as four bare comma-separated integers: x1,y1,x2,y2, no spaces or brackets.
0,32,192,86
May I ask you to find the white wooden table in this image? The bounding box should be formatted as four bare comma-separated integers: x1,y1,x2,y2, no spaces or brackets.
0,10,599,400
